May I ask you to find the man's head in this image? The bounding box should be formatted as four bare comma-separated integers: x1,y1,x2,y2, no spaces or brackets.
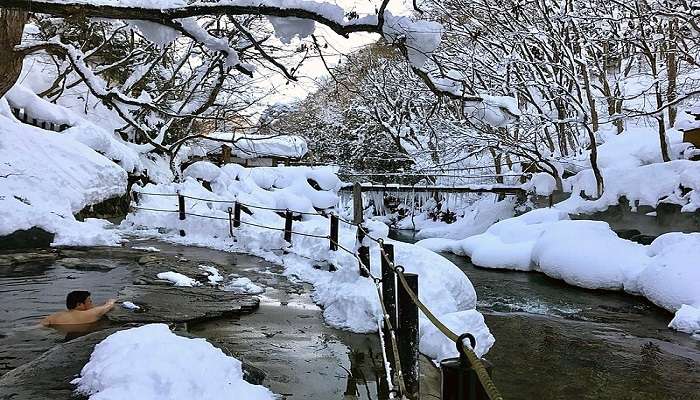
66,291,93,310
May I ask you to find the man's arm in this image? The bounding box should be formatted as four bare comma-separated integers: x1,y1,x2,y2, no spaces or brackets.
84,299,117,320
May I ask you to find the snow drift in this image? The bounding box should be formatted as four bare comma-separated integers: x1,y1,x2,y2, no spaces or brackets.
418,209,700,334
72,324,275,400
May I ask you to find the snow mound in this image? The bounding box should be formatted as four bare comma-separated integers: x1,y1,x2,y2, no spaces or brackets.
223,277,264,294
157,271,200,287
560,160,700,214
0,112,126,246
419,209,700,335
419,310,494,361
72,324,275,400
193,132,308,159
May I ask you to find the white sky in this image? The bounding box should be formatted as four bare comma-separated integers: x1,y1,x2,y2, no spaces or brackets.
257,0,413,105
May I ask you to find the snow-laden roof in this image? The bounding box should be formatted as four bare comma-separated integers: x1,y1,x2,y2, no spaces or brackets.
199,132,308,159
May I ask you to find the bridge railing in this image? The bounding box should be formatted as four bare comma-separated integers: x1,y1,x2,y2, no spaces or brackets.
10,107,71,132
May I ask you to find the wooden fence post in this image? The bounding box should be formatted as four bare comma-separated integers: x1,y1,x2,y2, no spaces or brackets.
397,272,420,399
177,192,186,237
227,207,234,237
284,210,293,244
358,244,370,278
233,202,241,227
329,214,339,251
380,243,396,371
353,182,363,224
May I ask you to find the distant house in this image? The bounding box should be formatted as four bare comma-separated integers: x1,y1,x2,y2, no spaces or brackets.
681,102,700,143
191,132,309,167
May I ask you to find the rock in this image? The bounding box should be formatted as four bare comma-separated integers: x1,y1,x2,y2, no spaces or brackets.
614,229,642,241
108,285,259,324
0,328,122,400
0,251,58,266
630,234,657,246
56,258,114,272
137,254,165,265
0,227,54,250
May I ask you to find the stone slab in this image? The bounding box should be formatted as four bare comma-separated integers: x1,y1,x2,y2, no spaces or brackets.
108,285,259,324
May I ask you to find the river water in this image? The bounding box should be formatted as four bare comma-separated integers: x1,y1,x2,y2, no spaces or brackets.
392,230,700,400
2,238,699,399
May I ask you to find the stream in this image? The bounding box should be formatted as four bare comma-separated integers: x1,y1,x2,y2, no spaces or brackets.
392,229,700,400
2,235,699,399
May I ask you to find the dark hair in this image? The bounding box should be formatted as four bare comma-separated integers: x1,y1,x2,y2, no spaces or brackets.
66,291,91,309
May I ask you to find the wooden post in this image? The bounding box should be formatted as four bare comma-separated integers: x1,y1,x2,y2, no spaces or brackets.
380,243,396,371
358,244,370,278
49,122,55,131
440,356,493,400
40,121,46,129
233,202,241,227
227,207,234,237
23,111,28,123
353,182,363,224
177,193,186,237
221,145,231,164
131,191,139,205
397,272,420,399
284,210,293,244
329,214,339,251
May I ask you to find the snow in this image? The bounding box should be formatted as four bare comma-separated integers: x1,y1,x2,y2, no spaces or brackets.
121,301,141,310
419,310,494,363
559,159,700,213
72,324,275,400
193,132,308,159
267,16,315,44
199,265,224,285
418,209,700,335
524,173,557,196
128,20,180,47
132,246,161,252
0,111,126,246
223,277,265,294
669,305,700,334
156,271,201,287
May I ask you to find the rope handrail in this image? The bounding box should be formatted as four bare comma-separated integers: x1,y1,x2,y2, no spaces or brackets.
136,191,328,217
396,268,503,400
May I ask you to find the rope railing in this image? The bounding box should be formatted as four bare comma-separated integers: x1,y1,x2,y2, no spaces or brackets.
377,240,503,400
131,190,503,399
135,191,330,217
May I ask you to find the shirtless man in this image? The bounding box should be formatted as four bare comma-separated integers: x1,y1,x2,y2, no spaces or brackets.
41,290,116,326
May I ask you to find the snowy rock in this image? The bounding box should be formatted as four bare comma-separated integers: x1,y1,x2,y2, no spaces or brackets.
72,324,275,400
223,277,264,294
668,305,700,334
156,271,200,287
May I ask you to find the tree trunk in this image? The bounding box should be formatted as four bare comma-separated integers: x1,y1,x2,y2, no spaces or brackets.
666,19,678,127
0,8,27,98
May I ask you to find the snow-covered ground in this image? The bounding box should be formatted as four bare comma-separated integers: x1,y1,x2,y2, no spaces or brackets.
0,110,126,246
121,162,495,360
417,208,700,334
72,324,275,400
